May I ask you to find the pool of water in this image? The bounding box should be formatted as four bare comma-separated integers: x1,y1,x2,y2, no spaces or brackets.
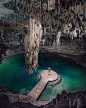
0,53,86,101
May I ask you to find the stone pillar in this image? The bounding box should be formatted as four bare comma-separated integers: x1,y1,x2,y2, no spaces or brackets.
48,0,50,10
24,18,42,74
44,27,46,36
56,31,61,45
75,4,77,14
77,4,79,14
79,2,81,15
73,4,75,12
85,2,86,19
48,0,55,10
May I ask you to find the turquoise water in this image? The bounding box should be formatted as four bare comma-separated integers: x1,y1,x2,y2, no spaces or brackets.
0,53,86,101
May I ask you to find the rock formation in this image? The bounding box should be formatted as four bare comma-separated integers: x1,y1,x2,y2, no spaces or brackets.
1,89,86,108
24,18,42,74
12,0,86,73
0,0,86,72
0,0,86,107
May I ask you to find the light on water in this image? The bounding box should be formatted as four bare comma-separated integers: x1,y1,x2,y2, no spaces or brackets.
0,53,86,101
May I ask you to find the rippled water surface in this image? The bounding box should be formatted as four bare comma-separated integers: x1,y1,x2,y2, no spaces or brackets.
0,53,86,101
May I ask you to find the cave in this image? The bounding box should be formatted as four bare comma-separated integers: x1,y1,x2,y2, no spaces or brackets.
0,0,86,108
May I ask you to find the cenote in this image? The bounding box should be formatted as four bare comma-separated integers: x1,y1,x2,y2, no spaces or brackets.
0,53,86,101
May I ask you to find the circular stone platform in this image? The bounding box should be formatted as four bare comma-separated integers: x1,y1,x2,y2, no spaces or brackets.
40,70,62,85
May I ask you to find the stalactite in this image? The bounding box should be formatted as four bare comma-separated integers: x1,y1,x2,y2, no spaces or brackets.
85,2,86,19
13,0,86,74
56,31,61,45
24,18,42,74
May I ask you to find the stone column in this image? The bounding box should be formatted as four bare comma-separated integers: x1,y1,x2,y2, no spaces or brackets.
77,4,79,14
56,31,61,45
48,0,50,10
85,2,86,19
48,0,55,10
73,4,75,12
75,4,77,14
24,18,42,74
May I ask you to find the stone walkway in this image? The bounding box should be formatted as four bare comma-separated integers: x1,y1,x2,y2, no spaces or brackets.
27,70,61,101
27,78,48,101
1,70,61,106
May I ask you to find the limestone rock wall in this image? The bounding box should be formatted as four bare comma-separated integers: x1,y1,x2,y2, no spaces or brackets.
11,0,86,72
0,21,28,62
0,0,86,73
12,0,86,46
0,21,27,48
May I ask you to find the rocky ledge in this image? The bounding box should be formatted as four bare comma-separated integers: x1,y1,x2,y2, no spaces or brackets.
0,89,86,108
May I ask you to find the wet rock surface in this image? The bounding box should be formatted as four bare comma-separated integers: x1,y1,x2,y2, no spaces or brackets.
1,89,86,108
